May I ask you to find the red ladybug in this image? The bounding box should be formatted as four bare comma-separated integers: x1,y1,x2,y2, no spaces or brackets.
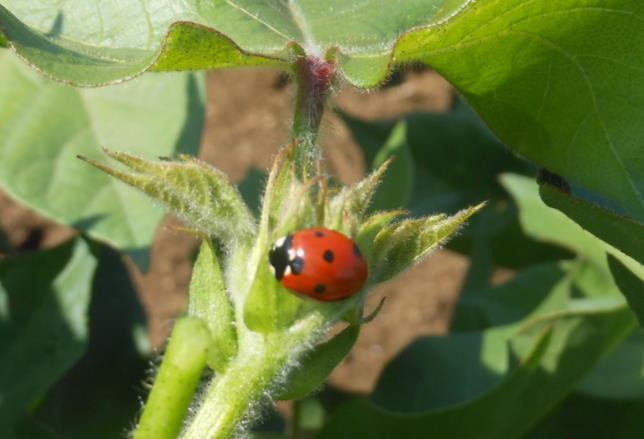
268,227,368,302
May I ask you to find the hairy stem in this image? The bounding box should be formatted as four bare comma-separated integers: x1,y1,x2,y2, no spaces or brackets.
182,344,281,439
183,312,329,438
291,54,335,176
134,318,209,439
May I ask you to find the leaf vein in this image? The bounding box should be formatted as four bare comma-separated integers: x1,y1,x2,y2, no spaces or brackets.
225,0,292,43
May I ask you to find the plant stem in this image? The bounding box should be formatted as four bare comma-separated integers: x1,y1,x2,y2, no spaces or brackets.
183,312,328,438
182,344,281,439
291,54,335,175
134,318,210,439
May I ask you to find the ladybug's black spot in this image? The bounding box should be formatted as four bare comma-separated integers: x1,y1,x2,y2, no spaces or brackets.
315,230,325,237
353,244,362,258
323,250,334,263
290,256,304,275
268,235,292,281
314,284,326,294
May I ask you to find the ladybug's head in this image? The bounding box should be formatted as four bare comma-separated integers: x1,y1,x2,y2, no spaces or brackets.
268,235,293,281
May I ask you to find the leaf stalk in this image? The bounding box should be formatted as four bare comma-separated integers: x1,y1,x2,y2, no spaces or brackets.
291,54,335,175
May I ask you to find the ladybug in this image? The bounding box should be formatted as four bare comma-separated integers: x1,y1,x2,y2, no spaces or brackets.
268,227,368,302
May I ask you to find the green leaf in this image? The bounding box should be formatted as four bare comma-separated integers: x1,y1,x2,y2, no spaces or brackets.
369,203,483,284
243,254,303,333
578,328,644,399
539,176,644,265
371,327,511,412
0,1,469,86
361,120,413,212
454,259,643,402
238,168,267,217
342,103,527,215
500,174,643,280
188,239,237,372
342,104,566,281
277,324,360,400
495,174,644,401
0,2,280,86
0,51,205,270
320,304,636,439
609,255,644,328
0,238,97,436
452,262,567,332
400,0,644,224
80,149,255,248
31,241,150,438
526,393,644,439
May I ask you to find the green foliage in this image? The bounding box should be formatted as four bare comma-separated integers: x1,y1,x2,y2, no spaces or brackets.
501,174,644,402
609,255,644,328
2,1,640,259
362,121,414,212
526,393,644,439
277,324,360,400
0,239,97,437
369,204,483,284
243,255,304,333
80,149,255,248
0,1,467,86
0,2,280,86
501,174,642,281
341,103,571,296
28,242,150,439
342,103,527,216
0,52,204,270
258,144,316,247
188,239,237,372
578,328,644,399
326,160,390,236
1,1,640,437
135,317,210,439
401,0,643,229
318,168,641,438
320,307,635,439
540,180,644,265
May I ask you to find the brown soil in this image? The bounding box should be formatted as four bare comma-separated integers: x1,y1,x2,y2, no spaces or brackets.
0,67,468,394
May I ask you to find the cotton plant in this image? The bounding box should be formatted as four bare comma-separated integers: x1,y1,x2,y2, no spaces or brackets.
79,56,481,438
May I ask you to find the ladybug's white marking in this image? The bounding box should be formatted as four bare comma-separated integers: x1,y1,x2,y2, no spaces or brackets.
274,236,286,247
288,248,296,261
284,265,292,276
296,248,305,257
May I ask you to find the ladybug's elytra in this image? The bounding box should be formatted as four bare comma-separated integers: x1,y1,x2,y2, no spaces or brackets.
268,227,368,302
